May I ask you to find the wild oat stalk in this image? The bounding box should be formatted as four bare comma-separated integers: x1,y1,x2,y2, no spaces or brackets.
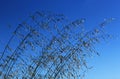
0,11,113,79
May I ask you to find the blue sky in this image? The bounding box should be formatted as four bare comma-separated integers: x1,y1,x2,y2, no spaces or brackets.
0,0,120,79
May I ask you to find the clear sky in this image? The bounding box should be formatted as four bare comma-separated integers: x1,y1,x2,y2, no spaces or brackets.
0,0,120,79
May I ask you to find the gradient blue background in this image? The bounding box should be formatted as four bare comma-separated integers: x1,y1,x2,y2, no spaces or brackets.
0,0,120,79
